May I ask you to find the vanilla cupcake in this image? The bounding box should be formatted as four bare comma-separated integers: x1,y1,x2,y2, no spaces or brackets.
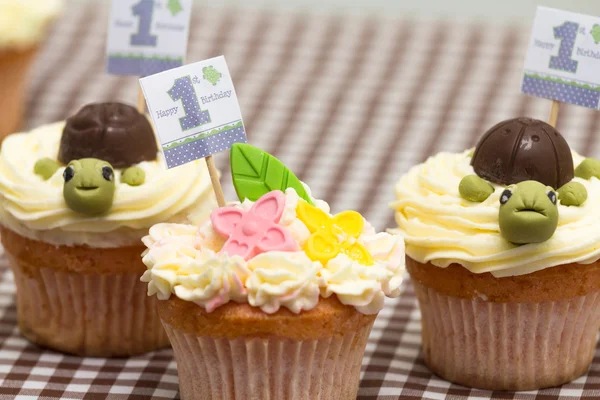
0,0,62,140
141,144,405,400
392,117,600,390
0,102,217,356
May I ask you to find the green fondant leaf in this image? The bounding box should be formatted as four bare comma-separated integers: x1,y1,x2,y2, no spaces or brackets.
264,158,285,190
231,143,314,205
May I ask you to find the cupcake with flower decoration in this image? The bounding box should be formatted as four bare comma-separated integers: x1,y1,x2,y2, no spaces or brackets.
141,143,405,400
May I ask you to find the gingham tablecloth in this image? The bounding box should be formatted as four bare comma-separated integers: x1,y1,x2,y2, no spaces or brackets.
2,1,600,399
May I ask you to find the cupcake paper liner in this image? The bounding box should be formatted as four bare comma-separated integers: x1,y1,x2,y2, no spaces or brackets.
8,252,169,357
0,47,38,141
162,319,374,400
413,280,600,390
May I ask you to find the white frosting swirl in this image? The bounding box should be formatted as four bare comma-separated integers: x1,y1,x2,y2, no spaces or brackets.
142,189,405,314
246,252,321,314
0,0,62,49
392,150,600,277
141,228,250,311
141,223,199,254
320,232,405,315
362,232,405,297
0,122,216,247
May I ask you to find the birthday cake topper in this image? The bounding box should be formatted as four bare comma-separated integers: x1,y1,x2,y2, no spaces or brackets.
140,56,247,206
105,0,193,76
522,6,600,127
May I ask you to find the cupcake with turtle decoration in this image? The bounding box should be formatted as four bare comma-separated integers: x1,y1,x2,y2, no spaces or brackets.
392,117,600,390
0,102,218,356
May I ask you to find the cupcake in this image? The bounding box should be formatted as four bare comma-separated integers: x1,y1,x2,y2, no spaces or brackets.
392,117,600,390
141,143,405,400
0,0,62,141
0,102,217,356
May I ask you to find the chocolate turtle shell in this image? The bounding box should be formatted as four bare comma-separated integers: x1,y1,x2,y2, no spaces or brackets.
471,117,573,189
59,102,158,168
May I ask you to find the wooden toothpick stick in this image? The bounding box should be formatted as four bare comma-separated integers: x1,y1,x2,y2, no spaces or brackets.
137,87,146,114
205,155,226,207
548,100,560,128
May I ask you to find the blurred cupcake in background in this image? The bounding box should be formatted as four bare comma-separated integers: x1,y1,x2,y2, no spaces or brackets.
0,0,62,141
0,102,217,356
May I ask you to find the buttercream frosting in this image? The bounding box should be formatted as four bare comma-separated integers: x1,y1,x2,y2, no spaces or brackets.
0,0,62,50
246,252,322,314
141,188,405,314
0,122,217,247
392,150,600,277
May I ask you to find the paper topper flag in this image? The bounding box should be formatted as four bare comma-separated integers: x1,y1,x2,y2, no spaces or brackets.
522,7,600,109
106,0,193,76
139,56,247,169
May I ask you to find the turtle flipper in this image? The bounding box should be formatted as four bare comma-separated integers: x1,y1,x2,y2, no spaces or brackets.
459,175,494,202
557,181,587,206
575,158,600,180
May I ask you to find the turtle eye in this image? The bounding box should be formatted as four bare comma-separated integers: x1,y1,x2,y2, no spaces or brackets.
547,190,557,205
102,166,114,181
63,166,74,182
499,189,512,205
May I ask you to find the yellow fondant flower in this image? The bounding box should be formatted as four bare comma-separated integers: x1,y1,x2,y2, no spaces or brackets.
296,200,373,265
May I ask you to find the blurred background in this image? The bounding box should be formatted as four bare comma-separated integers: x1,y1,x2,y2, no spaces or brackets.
211,0,600,21
12,0,600,230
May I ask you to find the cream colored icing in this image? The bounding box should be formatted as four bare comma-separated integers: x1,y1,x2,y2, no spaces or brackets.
246,252,322,314
0,0,62,49
141,246,250,313
0,122,217,247
141,188,406,314
392,150,600,277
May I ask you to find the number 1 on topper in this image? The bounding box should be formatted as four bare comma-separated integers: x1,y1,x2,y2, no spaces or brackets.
130,0,157,47
549,21,579,73
167,76,211,131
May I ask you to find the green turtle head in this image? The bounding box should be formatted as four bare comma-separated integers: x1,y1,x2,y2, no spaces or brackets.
498,180,558,244
63,158,116,215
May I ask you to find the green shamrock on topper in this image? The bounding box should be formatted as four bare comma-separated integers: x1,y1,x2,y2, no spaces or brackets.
167,0,183,16
203,66,222,86
459,118,597,245
591,24,600,44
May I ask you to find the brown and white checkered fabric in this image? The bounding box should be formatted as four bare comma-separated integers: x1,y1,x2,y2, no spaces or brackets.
1,1,600,398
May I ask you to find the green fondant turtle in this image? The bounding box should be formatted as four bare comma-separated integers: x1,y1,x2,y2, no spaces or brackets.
63,158,116,215
459,170,590,244
459,117,597,244
58,159,147,215
33,102,154,214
